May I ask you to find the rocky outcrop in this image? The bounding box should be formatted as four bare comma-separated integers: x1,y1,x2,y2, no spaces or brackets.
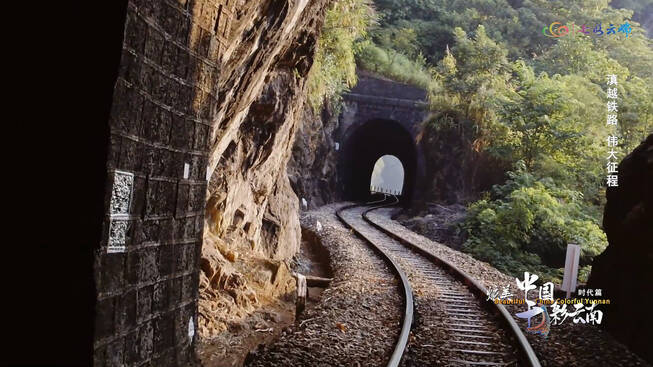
198,232,295,337
587,133,653,364
199,0,332,337
287,102,341,210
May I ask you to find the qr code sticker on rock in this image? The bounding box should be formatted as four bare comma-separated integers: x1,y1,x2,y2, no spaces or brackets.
108,219,129,253
110,170,134,216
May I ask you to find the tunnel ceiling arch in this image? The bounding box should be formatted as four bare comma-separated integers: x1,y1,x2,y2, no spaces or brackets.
340,119,418,202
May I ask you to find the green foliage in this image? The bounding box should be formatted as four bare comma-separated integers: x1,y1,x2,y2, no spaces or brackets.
354,0,652,281
578,265,593,283
355,41,435,89
534,36,630,84
427,25,518,156
494,72,590,169
374,26,420,59
462,163,608,283
617,75,653,151
306,0,376,111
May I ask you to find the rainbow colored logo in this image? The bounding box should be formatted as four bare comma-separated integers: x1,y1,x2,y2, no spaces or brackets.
542,21,632,38
516,302,551,338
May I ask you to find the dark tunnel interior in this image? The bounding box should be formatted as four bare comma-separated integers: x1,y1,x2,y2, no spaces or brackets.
340,119,418,205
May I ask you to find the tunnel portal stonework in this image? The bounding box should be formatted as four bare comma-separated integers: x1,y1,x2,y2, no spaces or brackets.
337,71,430,204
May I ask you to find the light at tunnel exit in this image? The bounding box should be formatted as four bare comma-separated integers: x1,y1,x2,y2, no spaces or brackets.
370,155,404,195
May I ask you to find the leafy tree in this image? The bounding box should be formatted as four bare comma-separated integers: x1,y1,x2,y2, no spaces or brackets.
494,71,596,170
534,36,630,84
619,75,653,151
430,26,513,151
306,0,376,111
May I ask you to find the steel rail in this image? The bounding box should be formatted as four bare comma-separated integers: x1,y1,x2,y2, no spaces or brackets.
335,195,413,367
361,201,542,367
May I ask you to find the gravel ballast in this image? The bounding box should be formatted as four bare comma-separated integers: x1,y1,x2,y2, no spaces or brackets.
341,205,521,366
245,203,403,367
368,207,650,367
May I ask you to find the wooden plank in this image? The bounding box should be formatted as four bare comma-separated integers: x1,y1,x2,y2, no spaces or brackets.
305,275,332,287
446,359,507,366
452,348,506,355
449,323,485,329
445,328,493,334
449,340,493,346
451,334,495,339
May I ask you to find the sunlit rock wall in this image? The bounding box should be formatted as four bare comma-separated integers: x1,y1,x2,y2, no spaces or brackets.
200,0,331,338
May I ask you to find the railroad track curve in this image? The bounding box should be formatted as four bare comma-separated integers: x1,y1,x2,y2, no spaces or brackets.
336,196,541,367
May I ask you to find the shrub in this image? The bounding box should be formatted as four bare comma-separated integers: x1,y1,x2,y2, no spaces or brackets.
355,41,435,90
461,163,608,283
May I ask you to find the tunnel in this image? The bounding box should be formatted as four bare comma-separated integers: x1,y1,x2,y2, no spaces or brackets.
340,118,418,205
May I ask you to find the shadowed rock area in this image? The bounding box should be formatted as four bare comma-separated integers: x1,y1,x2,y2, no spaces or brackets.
587,133,653,364
287,103,341,210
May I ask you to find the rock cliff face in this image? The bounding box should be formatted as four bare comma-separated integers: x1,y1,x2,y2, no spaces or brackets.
587,134,653,364
199,0,332,337
287,103,341,210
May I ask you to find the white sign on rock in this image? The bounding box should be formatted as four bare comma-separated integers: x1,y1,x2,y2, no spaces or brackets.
561,243,581,298
108,220,129,253
183,162,190,179
188,317,195,341
108,170,134,253
110,170,133,215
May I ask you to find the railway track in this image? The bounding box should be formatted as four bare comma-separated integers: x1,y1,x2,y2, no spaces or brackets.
336,196,541,367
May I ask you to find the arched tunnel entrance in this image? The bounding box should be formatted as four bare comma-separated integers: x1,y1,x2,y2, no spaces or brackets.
340,119,418,204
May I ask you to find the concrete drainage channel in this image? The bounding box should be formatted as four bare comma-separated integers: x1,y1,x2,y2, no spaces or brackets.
338,195,542,367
